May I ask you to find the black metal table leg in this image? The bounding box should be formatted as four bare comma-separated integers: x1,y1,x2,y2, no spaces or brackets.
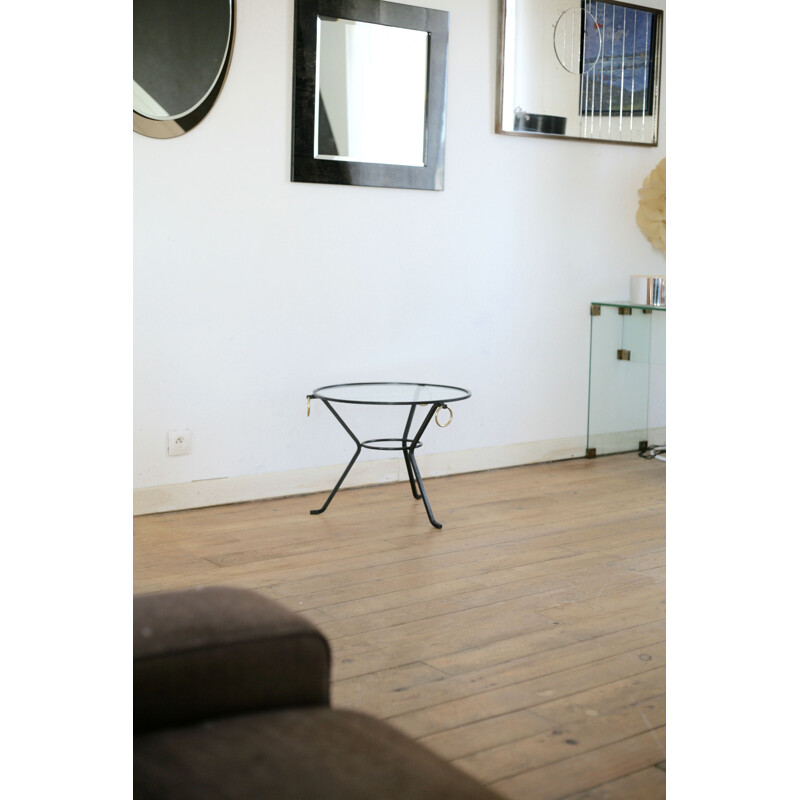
404,403,444,529
310,398,362,516
401,405,422,499
408,448,442,528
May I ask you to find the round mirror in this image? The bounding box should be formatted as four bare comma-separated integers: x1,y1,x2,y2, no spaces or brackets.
553,8,601,75
133,0,235,139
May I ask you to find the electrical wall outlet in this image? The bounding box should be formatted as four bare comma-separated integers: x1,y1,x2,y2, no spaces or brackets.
168,429,192,456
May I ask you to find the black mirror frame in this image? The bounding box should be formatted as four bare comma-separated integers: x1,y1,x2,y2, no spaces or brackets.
291,0,449,190
133,0,236,139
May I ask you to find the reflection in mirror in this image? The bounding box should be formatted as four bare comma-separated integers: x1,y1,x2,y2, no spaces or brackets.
292,0,449,190
133,0,235,139
316,19,429,166
496,0,663,145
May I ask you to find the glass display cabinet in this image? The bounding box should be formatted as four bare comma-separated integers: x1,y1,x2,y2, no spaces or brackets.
587,301,665,457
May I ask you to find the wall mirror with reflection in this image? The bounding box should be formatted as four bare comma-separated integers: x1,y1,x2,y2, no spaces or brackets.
292,0,449,190
134,0,236,139
496,0,663,145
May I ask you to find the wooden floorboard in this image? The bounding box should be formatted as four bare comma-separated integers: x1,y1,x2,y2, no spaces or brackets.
133,453,666,798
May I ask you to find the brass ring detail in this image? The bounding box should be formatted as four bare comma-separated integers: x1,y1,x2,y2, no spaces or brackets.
435,405,453,428
307,396,311,416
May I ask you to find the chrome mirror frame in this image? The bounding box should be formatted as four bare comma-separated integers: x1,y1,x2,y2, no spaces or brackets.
495,0,663,146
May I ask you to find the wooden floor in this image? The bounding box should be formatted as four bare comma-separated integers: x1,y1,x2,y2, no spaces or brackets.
133,453,666,800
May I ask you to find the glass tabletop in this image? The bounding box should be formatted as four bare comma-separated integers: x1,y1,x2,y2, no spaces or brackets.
311,382,471,405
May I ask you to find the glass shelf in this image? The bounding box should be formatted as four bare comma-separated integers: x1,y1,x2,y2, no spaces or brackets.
587,302,666,457
591,301,666,312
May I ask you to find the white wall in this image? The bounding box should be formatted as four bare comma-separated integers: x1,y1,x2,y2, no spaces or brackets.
133,0,666,514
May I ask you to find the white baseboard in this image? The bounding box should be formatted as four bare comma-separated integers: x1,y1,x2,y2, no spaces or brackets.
133,436,586,516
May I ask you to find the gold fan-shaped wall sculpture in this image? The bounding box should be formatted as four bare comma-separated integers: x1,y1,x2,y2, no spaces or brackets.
636,157,666,254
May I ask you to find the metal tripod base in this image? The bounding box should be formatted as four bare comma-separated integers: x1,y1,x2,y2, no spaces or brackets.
310,400,445,529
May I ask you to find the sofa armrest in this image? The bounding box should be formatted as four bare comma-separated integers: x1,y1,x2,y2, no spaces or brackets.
134,586,331,733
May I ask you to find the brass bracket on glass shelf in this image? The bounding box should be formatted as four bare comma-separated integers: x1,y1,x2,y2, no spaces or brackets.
643,308,652,314
618,307,632,315
590,304,601,316
617,349,631,361
586,448,597,458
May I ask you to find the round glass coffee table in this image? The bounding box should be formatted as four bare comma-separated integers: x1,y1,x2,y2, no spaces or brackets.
306,382,471,528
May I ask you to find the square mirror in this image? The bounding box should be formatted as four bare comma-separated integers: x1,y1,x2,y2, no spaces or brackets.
316,18,429,166
291,0,449,190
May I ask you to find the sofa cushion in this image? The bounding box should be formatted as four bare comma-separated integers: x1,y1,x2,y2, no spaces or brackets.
134,707,503,799
134,586,331,733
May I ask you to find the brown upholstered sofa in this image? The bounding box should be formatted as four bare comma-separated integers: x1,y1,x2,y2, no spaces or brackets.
133,585,503,799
